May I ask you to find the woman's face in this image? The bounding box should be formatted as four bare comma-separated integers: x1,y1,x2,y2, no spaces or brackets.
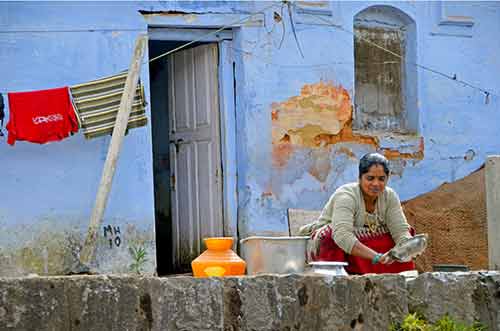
359,164,388,199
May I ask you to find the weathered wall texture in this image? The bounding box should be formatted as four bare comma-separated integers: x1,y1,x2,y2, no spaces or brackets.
0,2,160,276
1,272,499,331
233,1,499,238
0,223,154,276
1,1,499,275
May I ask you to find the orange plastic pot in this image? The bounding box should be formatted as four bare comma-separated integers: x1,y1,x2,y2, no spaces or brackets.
191,237,246,277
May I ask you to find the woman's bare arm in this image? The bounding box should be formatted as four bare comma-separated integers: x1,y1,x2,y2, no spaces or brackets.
351,241,393,264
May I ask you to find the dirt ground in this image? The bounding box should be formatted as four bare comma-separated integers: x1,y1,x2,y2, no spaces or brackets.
402,166,488,272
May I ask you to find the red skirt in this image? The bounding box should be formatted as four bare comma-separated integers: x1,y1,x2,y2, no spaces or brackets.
310,225,415,274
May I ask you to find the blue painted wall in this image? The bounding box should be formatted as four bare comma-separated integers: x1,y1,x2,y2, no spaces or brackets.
0,1,157,275
1,1,499,275
232,1,500,237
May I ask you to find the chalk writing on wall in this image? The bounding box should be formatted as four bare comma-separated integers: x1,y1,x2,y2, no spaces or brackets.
103,225,122,249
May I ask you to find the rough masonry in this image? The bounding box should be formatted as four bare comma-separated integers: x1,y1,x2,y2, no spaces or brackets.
1,272,499,331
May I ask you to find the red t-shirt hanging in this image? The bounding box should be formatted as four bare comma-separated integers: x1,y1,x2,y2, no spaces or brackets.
6,86,78,145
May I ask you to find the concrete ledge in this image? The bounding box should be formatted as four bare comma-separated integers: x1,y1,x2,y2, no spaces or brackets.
0,272,499,331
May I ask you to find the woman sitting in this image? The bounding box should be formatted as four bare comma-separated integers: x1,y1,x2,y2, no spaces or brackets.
299,152,415,274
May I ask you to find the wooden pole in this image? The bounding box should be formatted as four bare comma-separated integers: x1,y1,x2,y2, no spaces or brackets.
79,35,148,268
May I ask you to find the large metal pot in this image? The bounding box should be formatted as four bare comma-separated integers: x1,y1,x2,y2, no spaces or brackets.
240,236,309,275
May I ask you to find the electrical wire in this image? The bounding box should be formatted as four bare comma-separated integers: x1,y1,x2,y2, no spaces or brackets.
306,12,499,100
287,1,304,58
278,3,286,49
0,2,279,94
2,2,498,102
148,2,278,64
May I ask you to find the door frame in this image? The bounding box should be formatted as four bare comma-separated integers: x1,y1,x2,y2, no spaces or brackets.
148,27,238,243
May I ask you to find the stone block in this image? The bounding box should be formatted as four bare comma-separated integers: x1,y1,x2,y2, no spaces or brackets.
407,271,500,329
222,274,408,331
0,277,69,330
469,272,500,331
147,276,224,331
63,275,151,331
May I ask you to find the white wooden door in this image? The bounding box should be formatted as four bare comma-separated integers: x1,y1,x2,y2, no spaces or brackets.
167,44,223,269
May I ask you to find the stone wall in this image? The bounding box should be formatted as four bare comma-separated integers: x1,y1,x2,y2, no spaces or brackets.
1,272,499,331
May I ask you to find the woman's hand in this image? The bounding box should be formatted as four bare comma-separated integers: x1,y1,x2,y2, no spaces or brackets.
379,252,394,264
352,242,395,265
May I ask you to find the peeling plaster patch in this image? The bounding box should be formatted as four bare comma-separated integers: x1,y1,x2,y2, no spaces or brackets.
111,31,121,38
383,149,424,160
382,139,425,177
271,82,353,149
271,82,379,172
271,82,424,172
381,137,424,160
271,82,380,159
269,81,425,206
313,120,378,147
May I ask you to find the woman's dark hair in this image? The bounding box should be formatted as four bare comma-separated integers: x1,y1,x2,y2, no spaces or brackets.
359,153,390,178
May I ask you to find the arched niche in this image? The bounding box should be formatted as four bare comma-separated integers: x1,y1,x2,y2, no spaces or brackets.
353,5,418,134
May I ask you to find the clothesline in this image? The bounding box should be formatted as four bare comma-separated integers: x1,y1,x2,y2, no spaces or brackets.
147,3,278,65
0,3,277,144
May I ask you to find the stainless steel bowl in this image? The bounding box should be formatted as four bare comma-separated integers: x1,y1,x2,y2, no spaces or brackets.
308,261,348,276
240,236,309,275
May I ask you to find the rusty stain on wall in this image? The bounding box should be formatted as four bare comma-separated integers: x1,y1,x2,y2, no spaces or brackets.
271,81,424,182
